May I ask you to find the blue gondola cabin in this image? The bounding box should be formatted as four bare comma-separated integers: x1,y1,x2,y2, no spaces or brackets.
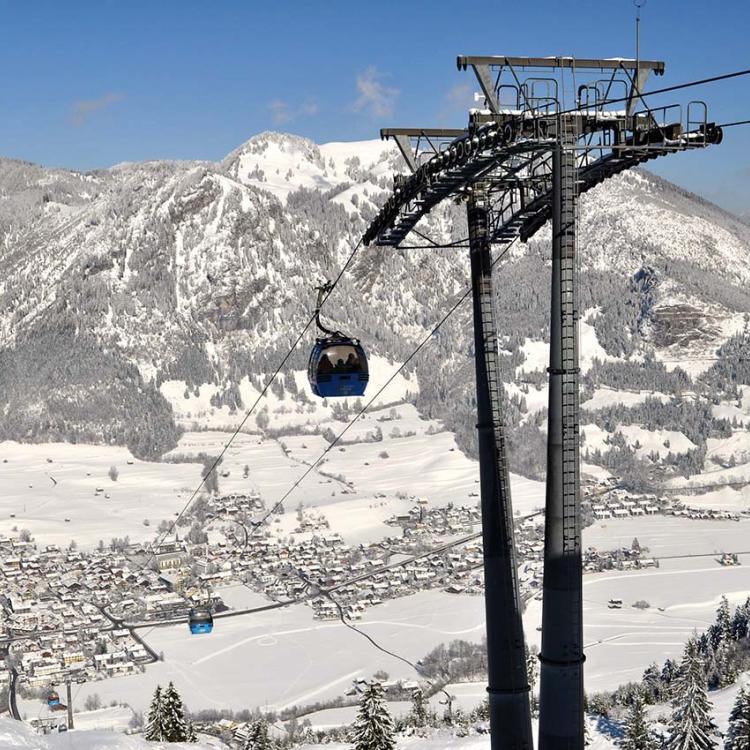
188,607,214,634
308,338,368,398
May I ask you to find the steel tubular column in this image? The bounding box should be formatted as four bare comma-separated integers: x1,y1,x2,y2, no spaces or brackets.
66,680,74,730
467,186,533,750
538,132,585,750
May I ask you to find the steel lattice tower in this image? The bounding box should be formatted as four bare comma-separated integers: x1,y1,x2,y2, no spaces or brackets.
538,132,585,750
468,183,534,749
363,55,723,750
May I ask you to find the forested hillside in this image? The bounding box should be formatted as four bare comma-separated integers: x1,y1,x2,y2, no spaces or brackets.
1,133,749,481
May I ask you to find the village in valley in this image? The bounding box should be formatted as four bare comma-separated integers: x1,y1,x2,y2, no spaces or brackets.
2,423,747,742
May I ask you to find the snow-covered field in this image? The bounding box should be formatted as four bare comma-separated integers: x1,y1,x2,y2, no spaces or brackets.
674,484,750,511
70,592,484,714
521,517,750,693
582,387,671,411
512,516,750,692
666,460,750,491
584,515,750,558
0,387,549,550
524,555,750,694
0,441,198,549
0,717,619,750
167,416,544,545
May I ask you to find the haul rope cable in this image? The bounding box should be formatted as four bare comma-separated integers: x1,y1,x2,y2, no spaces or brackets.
242,236,522,539
136,67,750,580
140,65,750,567
717,119,750,128
137,237,364,571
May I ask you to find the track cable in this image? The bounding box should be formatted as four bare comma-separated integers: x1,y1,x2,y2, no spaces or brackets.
242,236,521,541
136,237,364,572
139,68,750,570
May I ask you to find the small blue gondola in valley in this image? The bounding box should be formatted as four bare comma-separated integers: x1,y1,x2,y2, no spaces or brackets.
188,607,214,634
307,281,369,398
47,690,60,707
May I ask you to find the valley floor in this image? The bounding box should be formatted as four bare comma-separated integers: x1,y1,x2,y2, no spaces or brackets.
3,396,750,736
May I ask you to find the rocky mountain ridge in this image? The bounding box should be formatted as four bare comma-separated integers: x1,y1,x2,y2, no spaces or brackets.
0,132,749,483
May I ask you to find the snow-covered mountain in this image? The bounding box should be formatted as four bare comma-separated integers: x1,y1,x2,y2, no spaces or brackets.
1,132,749,485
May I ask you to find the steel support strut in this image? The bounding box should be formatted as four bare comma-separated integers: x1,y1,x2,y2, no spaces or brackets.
538,134,585,750
467,185,533,750
66,680,74,730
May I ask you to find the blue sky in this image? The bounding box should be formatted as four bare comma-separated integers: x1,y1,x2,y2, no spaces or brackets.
0,0,748,212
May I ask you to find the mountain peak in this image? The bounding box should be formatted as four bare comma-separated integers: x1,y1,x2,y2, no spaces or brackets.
221,131,328,200
226,129,320,155
219,131,397,203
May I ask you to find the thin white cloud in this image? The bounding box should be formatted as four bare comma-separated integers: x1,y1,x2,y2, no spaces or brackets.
268,99,293,124
352,67,399,118
445,83,474,110
437,83,475,122
70,92,124,126
267,97,319,125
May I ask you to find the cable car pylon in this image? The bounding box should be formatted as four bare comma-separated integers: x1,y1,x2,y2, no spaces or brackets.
537,132,585,750
467,184,533,749
363,53,724,750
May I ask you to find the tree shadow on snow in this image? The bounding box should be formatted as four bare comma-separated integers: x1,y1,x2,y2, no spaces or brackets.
594,714,623,740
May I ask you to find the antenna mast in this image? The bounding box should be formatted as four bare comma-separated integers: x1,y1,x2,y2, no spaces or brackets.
635,0,646,73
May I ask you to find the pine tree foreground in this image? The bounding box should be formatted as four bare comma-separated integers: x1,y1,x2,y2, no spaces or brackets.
351,683,396,750
144,682,196,743
666,640,719,750
619,693,657,750
145,685,165,742
244,717,273,750
726,687,750,750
